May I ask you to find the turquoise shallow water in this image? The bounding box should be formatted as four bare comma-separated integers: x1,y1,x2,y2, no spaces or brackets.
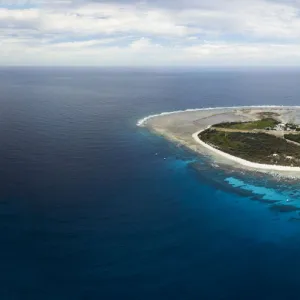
166,150,300,238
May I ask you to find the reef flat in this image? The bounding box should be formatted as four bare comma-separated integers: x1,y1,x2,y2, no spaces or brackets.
138,106,300,178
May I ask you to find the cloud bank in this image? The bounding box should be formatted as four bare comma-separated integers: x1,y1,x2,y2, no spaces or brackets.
1,0,300,66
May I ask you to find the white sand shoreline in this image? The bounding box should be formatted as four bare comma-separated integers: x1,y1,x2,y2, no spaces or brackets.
193,128,300,172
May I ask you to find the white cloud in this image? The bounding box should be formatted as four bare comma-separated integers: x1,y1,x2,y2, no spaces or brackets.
130,37,162,51
39,4,188,37
1,0,300,65
185,42,300,64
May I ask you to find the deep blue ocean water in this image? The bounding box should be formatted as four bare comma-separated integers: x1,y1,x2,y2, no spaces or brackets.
1,68,300,299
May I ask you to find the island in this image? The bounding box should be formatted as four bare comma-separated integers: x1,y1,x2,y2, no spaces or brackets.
137,106,300,177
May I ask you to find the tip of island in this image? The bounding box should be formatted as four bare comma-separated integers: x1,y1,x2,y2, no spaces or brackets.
138,106,300,177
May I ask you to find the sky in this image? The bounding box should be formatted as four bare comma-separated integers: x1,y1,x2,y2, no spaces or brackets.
2,0,300,66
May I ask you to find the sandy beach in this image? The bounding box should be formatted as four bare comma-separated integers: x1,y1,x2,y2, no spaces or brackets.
138,106,300,178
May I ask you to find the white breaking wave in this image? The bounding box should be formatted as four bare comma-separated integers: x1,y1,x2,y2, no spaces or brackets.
136,105,298,127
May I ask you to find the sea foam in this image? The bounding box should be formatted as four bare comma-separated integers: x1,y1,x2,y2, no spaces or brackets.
136,105,295,127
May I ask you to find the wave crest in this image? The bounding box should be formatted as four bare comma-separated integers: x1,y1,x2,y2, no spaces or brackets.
136,105,294,127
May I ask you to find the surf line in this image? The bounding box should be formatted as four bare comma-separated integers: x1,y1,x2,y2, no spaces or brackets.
136,105,296,127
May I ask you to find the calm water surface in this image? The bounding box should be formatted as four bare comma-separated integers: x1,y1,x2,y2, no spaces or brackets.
1,68,300,299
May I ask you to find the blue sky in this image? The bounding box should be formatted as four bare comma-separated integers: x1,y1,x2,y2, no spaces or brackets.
2,0,300,66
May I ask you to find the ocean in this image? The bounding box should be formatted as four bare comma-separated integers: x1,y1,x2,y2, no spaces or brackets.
1,67,300,299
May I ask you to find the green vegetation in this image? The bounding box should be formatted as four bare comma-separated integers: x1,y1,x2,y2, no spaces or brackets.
256,112,280,118
213,118,279,130
284,133,300,144
200,129,300,166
